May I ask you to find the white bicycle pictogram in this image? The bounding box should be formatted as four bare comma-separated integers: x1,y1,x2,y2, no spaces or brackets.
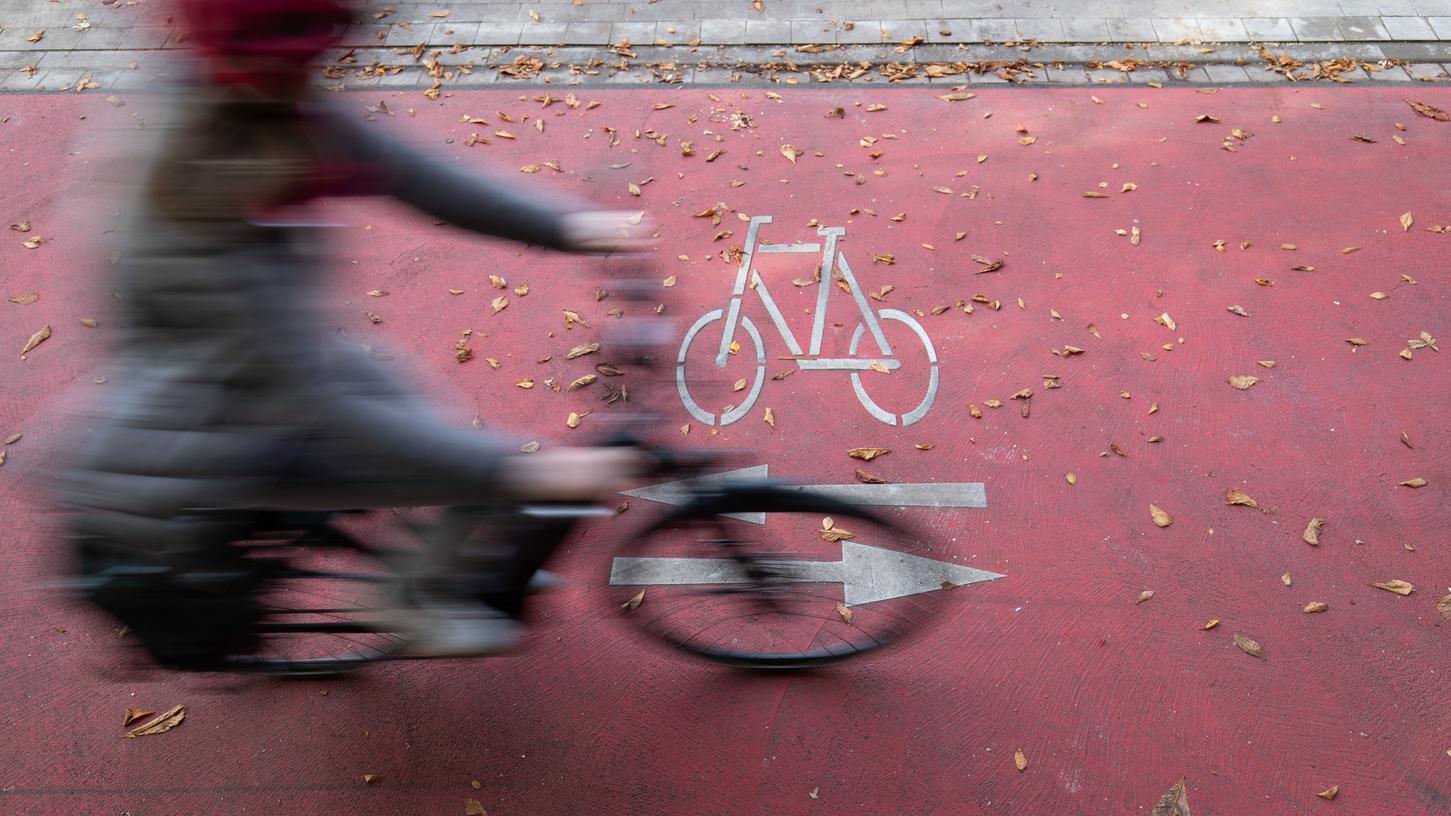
677,215,940,427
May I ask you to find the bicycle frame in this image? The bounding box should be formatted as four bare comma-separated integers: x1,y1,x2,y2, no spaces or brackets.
713,216,900,372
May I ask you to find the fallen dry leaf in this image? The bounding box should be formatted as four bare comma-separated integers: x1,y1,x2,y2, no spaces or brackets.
21,325,51,356
491,296,508,314
1437,593,1451,620
1233,632,1263,658
1303,601,1329,613
1151,780,1190,816
1065,472,1077,485
465,798,488,815
1302,518,1324,546
1149,504,1173,528
1317,785,1339,801
1228,375,1259,390
848,447,890,461
123,708,153,726
780,144,801,164
7,293,38,305
125,705,185,737
1202,619,1220,630
1407,99,1449,121
1282,572,1293,587
1136,590,1154,604
1224,484,1259,505
621,590,645,610
1398,477,1427,488
363,774,381,784
1371,579,1413,596
854,468,889,484
1014,749,1027,772
764,407,775,428
834,602,854,624
1400,212,1414,231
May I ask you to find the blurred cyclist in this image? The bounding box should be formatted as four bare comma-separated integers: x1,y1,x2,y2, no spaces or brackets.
60,0,648,661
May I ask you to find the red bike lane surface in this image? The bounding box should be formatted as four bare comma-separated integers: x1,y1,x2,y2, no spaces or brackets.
1,85,1449,814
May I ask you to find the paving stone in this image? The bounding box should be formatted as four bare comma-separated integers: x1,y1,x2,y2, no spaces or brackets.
1151,18,1202,42
744,19,793,44
1125,67,1172,83
1241,17,1298,41
611,21,657,45
1196,18,1252,42
1043,65,1087,83
837,20,884,44
1201,63,1251,82
1060,18,1111,42
1362,64,1412,78
1105,18,1157,42
519,23,569,45
1338,16,1392,39
1381,16,1438,39
1404,61,1449,77
383,22,435,47
700,18,747,45
879,20,929,43
1289,17,1346,40
794,19,839,44
475,22,524,46
1085,68,1129,83
973,19,1018,42
1011,18,1065,41
1429,17,1451,38
654,21,702,45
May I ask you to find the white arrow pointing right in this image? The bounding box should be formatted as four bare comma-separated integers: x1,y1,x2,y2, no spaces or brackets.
609,540,1002,606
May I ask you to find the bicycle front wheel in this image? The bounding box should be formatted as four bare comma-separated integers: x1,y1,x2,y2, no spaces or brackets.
614,483,971,669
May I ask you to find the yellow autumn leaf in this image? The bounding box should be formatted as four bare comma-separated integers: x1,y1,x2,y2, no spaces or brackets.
1149,504,1172,528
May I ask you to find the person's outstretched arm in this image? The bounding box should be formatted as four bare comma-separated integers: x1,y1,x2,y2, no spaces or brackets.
314,106,646,252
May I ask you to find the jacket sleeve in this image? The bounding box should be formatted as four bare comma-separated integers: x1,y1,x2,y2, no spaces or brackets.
315,105,583,251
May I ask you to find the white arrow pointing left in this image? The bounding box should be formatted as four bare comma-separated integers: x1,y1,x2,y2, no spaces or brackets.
609,540,1002,606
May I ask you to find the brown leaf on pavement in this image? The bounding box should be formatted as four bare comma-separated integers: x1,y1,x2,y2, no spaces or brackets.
854,468,889,484
1202,619,1220,630
1228,375,1259,390
464,798,488,815
7,293,37,304
1406,99,1449,121
1303,602,1329,613
1316,785,1339,800
1233,633,1263,657
1224,488,1259,508
125,705,185,737
1151,780,1191,816
1136,590,1154,604
848,447,890,461
834,602,853,623
1437,593,1451,620
1149,505,1173,528
621,590,645,610
1013,749,1027,771
1371,579,1414,596
764,407,775,428
1398,477,1427,488
21,325,51,356
1400,212,1414,231
123,708,152,726
1302,518,1324,546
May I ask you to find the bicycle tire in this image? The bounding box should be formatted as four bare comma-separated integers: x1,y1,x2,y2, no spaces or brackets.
616,483,951,669
223,515,416,677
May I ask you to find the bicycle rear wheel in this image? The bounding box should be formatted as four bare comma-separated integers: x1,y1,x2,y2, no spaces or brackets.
615,484,960,669
225,513,415,677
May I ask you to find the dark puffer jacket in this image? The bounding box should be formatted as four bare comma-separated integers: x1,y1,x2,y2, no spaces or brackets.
59,91,584,565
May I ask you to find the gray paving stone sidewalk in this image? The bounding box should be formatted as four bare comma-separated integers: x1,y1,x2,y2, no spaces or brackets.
2,1,1451,91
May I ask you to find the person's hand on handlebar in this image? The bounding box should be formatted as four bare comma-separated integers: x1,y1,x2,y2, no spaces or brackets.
560,210,655,253
504,447,650,502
